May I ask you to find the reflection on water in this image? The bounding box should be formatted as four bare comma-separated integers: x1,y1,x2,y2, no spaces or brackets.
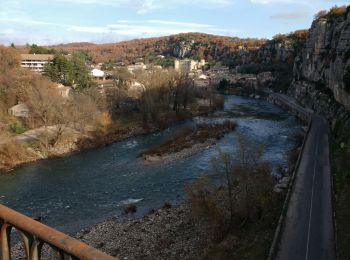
0,95,301,234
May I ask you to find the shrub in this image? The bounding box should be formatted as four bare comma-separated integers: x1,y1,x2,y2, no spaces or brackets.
342,48,350,62
123,204,137,214
344,66,350,93
186,135,274,233
8,121,27,134
162,202,172,209
314,5,347,20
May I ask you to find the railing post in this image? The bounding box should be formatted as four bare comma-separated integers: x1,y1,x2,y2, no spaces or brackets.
0,205,117,260
0,222,12,260
18,229,35,259
29,239,43,260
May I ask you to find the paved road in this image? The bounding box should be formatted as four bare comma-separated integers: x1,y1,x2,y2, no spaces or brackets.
273,94,335,260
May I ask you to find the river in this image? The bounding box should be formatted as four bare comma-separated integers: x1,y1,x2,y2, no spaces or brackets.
0,95,302,234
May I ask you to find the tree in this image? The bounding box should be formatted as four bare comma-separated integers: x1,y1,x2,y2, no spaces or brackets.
29,44,55,54
25,82,66,155
43,53,73,86
43,52,95,89
71,52,95,89
217,78,229,90
186,134,274,231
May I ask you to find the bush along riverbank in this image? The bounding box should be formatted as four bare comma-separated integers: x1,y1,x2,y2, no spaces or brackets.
0,98,224,173
140,120,237,163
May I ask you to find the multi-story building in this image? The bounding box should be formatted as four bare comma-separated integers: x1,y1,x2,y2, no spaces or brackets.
174,59,197,74
20,54,54,73
174,59,206,74
127,62,147,73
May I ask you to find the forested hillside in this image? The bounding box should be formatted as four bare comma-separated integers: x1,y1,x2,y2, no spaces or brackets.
15,32,306,68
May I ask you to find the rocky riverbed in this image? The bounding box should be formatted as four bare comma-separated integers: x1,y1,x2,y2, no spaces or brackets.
11,203,211,260
77,204,210,259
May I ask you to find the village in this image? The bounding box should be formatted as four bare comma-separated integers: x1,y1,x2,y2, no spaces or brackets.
10,52,275,118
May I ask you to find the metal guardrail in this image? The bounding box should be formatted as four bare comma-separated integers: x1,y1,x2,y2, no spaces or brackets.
0,204,117,260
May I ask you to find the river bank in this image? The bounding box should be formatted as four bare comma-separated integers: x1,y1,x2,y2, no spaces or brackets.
10,203,211,260
0,105,219,173
0,95,303,238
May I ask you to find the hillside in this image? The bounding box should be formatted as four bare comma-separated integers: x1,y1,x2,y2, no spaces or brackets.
47,32,306,69
51,33,267,64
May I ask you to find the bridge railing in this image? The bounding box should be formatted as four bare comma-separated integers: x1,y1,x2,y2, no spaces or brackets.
0,204,117,260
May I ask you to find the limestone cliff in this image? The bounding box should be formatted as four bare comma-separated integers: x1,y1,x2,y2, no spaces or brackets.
288,7,350,140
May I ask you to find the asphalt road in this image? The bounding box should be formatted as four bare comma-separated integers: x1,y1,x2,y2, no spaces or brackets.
273,94,335,260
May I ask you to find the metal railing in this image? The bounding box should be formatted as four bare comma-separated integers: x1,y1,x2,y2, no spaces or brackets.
0,204,117,260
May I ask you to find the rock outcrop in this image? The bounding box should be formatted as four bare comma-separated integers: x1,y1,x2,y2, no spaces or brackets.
288,7,350,141
291,9,350,110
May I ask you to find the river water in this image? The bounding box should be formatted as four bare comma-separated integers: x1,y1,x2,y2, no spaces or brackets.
0,95,302,234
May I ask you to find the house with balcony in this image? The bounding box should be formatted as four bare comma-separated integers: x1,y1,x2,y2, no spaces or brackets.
20,54,54,73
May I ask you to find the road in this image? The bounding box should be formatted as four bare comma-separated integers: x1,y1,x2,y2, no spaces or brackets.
272,94,336,260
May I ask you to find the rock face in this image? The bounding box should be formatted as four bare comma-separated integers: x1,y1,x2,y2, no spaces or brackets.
172,40,195,58
288,9,350,141
257,41,295,64
291,12,350,110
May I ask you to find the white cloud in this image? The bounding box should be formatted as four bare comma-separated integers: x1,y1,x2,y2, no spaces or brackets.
147,20,214,28
270,9,309,19
56,0,234,13
0,29,15,35
67,20,238,36
67,26,110,33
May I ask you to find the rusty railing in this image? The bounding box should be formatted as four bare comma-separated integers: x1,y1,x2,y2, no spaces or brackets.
0,204,117,260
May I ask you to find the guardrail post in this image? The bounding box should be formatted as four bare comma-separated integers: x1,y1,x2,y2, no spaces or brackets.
18,229,35,259
29,239,43,260
0,222,12,260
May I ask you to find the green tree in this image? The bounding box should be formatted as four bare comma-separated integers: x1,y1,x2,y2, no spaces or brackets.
29,44,55,54
43,52,94,89
43,53,73,86
217,78,229,90
71,52,95,89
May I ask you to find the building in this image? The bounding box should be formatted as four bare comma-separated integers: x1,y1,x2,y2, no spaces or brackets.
127,62,147,73
174,59,206,74
210,64,230,74
20,54,54,73
174,59,198,74
91,69,106,80
8,103,30,118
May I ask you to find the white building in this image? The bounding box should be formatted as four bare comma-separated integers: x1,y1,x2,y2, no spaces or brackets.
127,62,147,73
91,69,106,80
8,103,30,118
20,54,54,73
174,59,206,74
174,59,197,74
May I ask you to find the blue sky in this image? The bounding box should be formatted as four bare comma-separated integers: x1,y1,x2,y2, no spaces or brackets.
0,0,348,45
